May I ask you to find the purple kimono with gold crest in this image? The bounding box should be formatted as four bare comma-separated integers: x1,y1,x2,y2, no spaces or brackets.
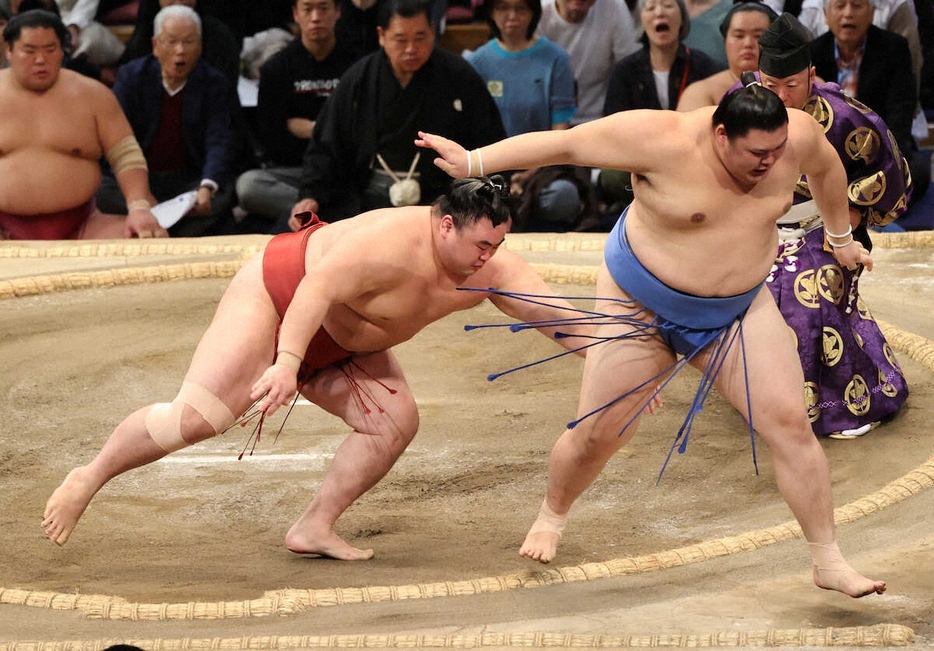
766,81,911,436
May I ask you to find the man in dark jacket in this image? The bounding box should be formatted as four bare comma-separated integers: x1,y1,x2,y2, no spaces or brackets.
810,0,929,208
97,4,236,236
286,0,506,227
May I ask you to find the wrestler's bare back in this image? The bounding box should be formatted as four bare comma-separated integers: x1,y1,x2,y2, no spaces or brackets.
0,68,117,213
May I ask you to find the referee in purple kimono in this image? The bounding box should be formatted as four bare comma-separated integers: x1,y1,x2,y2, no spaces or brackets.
756,13,911,439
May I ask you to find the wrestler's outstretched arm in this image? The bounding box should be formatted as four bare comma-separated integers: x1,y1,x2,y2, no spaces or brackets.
416,110,682,180
485,249,664,413
486,249,589,356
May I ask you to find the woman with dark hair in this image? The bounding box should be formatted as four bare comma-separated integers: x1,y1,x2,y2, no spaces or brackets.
599,0,720,217
466,0,596,231
467,0,573,135
605,0,720,114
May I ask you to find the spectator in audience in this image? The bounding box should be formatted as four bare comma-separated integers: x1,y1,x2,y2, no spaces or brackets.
535,0,639,126
757,13,910,437
0,10,163,239
798,0,922,88
681,0,731,67
600,0,721,213
57,0,125,66
606,0,721,113
810,0,930,214
468,0,595,231
288,0,505,227
336,0,387,55
235,0,360,227
0,5,9,66
96,4,236,236
677,0,775,109
919,0,934,111
121,0,239,84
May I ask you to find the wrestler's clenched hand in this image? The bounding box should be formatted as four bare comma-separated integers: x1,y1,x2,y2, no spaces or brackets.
415,131,468,178
125,208,169,238
832,240,873,272
250,364,299,417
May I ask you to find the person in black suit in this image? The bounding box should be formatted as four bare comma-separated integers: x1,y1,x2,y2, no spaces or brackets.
810,0,929,210
96,4,237,236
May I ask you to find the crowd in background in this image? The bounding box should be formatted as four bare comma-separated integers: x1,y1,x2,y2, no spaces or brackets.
0,0,931,239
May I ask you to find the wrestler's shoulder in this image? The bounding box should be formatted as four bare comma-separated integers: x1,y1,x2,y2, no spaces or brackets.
786,108,827,145
316,208,425,254
56,69,117,102
484,246,531,277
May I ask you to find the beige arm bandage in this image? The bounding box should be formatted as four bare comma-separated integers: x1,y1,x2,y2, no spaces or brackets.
106,135,148,176
145,381,236,453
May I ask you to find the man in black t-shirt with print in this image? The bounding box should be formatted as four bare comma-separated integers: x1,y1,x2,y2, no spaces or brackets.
236,0,360,224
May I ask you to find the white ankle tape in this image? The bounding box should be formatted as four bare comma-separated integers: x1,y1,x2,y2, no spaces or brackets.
145,381,235,453
528,499,568,538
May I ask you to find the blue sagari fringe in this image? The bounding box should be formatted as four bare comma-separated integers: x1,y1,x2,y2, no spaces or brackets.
460,287,758,481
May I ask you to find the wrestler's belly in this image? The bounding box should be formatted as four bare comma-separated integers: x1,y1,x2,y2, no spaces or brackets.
626,222,776,297
0,151,101,214
640,249,774,297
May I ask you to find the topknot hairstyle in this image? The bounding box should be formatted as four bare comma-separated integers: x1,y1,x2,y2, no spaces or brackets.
713,72,788,139
435,175,513,228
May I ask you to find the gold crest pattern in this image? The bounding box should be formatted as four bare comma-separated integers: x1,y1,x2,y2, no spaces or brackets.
844,126,880,165
822,327,843,366
843,95,872,115
887,129,903,163
856,295,871,319
817,264,844,304
804,382,820,422
844,375,871,416
883,343,902,373
879,368,898,398
793,269,821,308
848,170,887,206
795,177,812,197
803,96,833,132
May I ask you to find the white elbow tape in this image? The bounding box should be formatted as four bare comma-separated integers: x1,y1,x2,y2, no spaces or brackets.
145,381,235,453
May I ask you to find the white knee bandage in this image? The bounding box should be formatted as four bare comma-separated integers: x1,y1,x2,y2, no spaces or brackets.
145,381,235,452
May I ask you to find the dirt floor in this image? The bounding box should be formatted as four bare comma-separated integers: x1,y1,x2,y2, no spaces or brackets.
0,234,932,649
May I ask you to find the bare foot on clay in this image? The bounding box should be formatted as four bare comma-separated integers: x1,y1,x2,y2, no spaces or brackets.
809,541,886,598
42,467,99,546
519,499,567,564
286,525,374,561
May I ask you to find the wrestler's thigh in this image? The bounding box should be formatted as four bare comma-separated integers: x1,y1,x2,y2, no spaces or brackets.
302,350,419,437
577,265,676,441
183,255,279,416
81,210,126,239
708,287,810,431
